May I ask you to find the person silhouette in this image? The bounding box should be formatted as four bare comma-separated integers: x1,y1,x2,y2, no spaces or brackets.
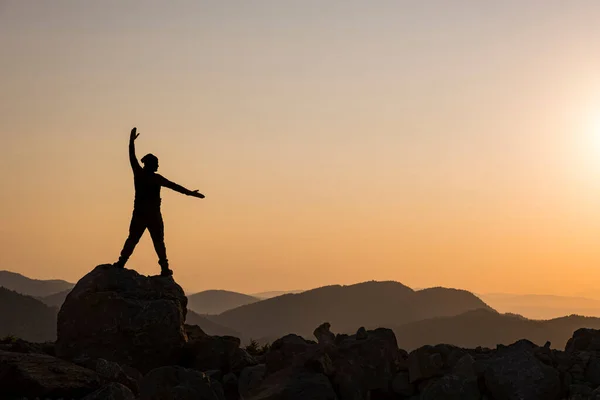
114,127,205,276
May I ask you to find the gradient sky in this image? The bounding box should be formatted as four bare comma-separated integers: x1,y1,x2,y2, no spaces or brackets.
2,1,600,295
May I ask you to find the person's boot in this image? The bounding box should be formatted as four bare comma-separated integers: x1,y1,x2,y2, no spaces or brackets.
159,260,173,277
113,258,126,269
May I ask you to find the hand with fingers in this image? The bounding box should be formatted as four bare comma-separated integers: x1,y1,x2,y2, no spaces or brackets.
130,127,140,141
191,190,205,199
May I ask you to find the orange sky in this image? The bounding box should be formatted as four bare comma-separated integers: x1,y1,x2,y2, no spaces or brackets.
2,1,600,295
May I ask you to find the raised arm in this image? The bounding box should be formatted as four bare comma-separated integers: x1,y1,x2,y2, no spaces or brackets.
129,127,142,172
158,175,205,198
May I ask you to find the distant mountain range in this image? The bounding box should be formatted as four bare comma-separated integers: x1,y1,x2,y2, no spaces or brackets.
186,309,241,337
209,281,493,342
38,289,71,308
479,293,600,320
0,287,57,342
7,270,600,351
251,290,305,299
393,308,600,350
0,270,73,297
187,290,259,315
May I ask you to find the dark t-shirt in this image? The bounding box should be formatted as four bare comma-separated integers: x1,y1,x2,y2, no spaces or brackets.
129,142,192,209
134,169,163,209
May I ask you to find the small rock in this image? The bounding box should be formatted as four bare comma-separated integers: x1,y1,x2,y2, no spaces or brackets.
82,383,135,400
95,358,139,395
185,331,257,374
222,373,238,400
313,322,335,345
571,364,586,382
453,354,476,378
238,364,266,400
397,348,409,371
392,371,415,397
139,366,224,400
205,370,223,382
569,384,592,397
586,358,600,386
265,334,312,374
0,350,101,398
566,329,600,353
420,374,480,400
246,369,336,400
334,334,350,344
356,327,368,340
408,346,445,383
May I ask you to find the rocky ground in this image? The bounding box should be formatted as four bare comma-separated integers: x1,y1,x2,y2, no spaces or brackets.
2,264,600,400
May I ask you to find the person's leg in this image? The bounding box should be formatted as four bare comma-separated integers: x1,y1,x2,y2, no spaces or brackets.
147,210,171,276
115,210,147,268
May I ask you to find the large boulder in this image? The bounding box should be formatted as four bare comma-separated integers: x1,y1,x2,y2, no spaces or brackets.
276,326,399,400
139,366,225,400
407,343,470,385
481,340,561,400
183,324,257,374
265,334,313,374
0,350,101,398
329,328,399,399
56,264,188,372
566,329,600,353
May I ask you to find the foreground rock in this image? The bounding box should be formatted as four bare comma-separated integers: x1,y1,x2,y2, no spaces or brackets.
56,264,188,372
139,366,225,400
481,340,561,400
249,326,399,400
239,364,267,399
566,328,600,353
184,324,258,375
82,382,136,400
246,368,337,400
328,327,400,399
0,350,101,398
0,336,55,355
238,325,600,400
10,321,600,399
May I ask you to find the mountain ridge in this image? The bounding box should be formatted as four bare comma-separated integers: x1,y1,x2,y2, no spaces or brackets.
392,307,600,350
187,289,259,315
210,280,492,341
0,270,74,297
0,287,57,342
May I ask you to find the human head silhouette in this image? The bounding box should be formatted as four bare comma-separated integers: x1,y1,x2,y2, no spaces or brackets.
141,153,159,172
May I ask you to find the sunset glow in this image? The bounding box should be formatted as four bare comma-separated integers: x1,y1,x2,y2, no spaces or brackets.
2,1,600,297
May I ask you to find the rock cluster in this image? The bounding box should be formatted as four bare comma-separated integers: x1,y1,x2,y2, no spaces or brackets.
233,325,600,400
5,265,600,399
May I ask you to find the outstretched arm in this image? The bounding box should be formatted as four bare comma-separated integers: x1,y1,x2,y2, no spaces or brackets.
158,175,205,198
129,127,141,172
